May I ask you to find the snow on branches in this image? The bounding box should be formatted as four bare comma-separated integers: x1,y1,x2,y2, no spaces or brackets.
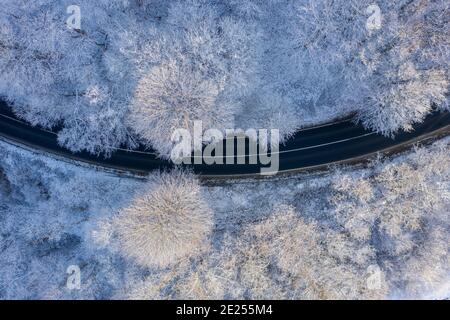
0,0,448,157
114,169,213,268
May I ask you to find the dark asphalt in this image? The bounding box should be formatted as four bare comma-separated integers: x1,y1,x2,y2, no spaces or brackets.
1,100,450,178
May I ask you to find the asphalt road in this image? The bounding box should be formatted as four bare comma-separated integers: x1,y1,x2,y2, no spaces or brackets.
1,100,450,178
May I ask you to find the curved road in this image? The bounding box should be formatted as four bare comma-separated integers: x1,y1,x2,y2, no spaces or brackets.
1,100,450,178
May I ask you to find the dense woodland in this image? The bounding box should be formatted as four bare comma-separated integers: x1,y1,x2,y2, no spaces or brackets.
0,0,448,157
0,0,448,299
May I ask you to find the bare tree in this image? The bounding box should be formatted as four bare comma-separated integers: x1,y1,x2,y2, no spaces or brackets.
114,169,213,268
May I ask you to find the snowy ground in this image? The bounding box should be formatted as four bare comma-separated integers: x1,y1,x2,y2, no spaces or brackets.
0,136,448,300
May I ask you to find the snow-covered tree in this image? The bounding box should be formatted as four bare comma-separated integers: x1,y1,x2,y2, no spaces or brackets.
355,0,449,134
125,0,259,157
114,169,213,268
0,0,145,155
127,59,231,157
236,204,385,300
250,0,449,137
0,0,260,158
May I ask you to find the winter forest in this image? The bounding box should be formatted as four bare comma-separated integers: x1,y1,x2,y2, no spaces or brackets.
0,0,449,300
1,0,448,157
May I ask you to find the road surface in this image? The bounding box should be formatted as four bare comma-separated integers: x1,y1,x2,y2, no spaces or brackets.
1,100,449,178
